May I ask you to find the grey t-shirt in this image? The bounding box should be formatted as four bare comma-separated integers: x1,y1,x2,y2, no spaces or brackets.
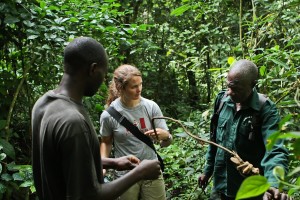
100,97,168,175
32,91,103,200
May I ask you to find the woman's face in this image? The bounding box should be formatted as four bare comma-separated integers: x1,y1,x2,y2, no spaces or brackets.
122,75,142,101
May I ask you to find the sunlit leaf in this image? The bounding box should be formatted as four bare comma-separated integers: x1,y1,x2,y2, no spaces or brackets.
20,181,34,187
227,57,235,65
39,1,46,9
49,5,59,11
259,66,266,76
30,185,36,193
236,175,270,200
70,17,79,22
28,35,39,40
138,24,148,31
171,5,191,16
166,49,173,56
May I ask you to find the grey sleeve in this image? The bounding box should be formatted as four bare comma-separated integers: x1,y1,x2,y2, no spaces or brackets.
99,111,114,137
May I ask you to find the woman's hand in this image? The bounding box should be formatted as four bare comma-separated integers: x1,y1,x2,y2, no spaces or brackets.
144,128,172,147
144,128,170,141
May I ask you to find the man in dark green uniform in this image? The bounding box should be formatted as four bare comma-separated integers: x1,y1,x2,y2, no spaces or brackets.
198,59,289,200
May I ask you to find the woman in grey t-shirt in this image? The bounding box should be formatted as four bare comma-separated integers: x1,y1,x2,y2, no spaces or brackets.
100,64,172,200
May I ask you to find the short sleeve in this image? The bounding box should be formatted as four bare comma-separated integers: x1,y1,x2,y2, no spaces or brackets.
99,110,114,137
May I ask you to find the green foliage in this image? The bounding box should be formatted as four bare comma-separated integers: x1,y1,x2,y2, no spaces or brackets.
0,144,34,199
159,110,212,199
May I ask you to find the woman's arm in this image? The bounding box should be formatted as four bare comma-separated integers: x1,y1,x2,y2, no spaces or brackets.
100,135,113,174
100,135,140,170
100,135,113,159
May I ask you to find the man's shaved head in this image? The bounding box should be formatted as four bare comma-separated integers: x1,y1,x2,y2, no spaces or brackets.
64,37,108,75
226,59,259,103
228,59,258,87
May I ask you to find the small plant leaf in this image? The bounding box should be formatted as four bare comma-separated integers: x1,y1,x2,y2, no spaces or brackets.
273,166,285,181
228,57,235,65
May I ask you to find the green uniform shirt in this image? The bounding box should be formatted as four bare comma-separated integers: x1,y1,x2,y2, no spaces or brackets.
203,88,289,197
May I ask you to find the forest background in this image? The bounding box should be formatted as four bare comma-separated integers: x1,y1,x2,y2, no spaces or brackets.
0,0,299,199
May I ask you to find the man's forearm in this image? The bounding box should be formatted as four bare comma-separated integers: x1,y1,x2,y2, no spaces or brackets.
102,157,117,169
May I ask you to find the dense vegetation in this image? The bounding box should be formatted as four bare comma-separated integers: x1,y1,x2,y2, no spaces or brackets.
0,0,299,199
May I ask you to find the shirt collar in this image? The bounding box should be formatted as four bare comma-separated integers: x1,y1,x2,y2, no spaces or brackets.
222,88,261,111
248,88,261,111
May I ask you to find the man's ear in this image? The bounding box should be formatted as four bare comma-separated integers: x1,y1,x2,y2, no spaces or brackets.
88,63,98,76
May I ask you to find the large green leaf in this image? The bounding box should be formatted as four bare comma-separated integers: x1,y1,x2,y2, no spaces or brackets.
0,139,15,159
236,175,270,200
20,181,34,188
